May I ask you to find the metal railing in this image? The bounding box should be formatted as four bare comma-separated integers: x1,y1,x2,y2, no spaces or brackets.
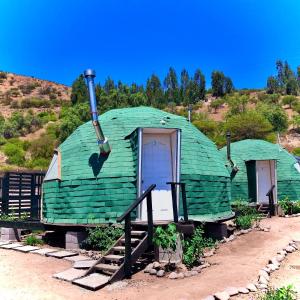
266,185,276,217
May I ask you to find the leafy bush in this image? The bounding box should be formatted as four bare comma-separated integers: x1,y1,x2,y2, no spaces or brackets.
282,95,297,108
82,226,123,252
2,142,26,166
25,234,44,246
183,226,215,268
232,200,260,229
279,197,300,215
20,98,51,109
260,285,296,300
153,223,178,264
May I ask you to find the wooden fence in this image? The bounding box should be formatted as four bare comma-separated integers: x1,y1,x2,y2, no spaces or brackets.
0,171,45,220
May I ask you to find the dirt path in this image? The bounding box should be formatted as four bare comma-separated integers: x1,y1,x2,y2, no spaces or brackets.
1,217,300,300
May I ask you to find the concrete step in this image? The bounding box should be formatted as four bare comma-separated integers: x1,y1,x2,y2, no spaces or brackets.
103,254,124,262
73,273,110,291
94,263,119,273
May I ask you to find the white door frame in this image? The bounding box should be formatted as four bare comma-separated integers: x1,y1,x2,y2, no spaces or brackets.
255,160,277,204
136,127,181,220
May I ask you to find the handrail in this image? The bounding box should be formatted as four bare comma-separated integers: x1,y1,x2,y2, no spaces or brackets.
117,184,156,222
166,181,188,223
266,185,276,217
266,184,275,197
116,184,156,278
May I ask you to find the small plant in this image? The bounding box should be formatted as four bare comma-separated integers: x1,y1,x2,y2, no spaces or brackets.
153,223,178,265
260,285,296,300
279,197,294,215
235,215,254,229
25,234,44,246
81,226,123,252
183,226,215,268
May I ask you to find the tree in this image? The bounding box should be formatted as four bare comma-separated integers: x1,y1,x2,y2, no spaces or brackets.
164,67,179,103
286,78,298,95
211,71,225,97
224,77,234,94
103,77,115,94
71,75,88,105
266,76,280,94
226,95,249,116
225,110,273,141
193,69,206,101
146,74,164,107
282,95,298,109
210,98,224,113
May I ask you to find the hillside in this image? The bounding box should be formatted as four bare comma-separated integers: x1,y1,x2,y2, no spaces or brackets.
1,69,300,171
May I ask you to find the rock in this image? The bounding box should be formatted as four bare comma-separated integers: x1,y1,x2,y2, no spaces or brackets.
184,271,193,278
202,296,215,300
257,283,268,290
106,281,128,291
240,229,248,234
277,250,287,256
235,231,242,236
149,269,157,275
227,235,235,242
268,264,279,271
191,266,201,273
153,261,161,269
214,291,230,300
265,225,271,230
285,245,295,253
276,255,285,262
259,270,269,280
177,272,184,279
290,243,298,250
190,270,198,276
259,275,269,285
247,283,257,292
168,272,178,279
144,263,153,273
156,270,165,277
224,287,239,296
262,267,271,274
263,228,270,232
198,262,210,269
238,287,249,294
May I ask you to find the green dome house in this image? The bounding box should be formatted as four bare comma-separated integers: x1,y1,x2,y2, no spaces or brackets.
220,139,300,205
42,105,234,225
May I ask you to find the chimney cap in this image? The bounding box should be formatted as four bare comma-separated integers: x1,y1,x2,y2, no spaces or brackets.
84,69,96,78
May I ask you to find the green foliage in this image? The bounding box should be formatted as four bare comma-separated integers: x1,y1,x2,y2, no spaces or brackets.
278,197,300,215
183,226,215,268
232,200,260,229
2,140,26,166
71,74,89,105
210,98,225,113
25,234,44,246
226,95,249,116
292,147,300,156
211,71,234,97
225,110,273,141
19,97,51,108
282,95,297,108
260,285,296,300
82,226,123,252
153,223,178,252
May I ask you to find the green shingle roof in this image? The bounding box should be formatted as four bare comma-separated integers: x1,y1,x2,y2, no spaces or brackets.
43,106,233,224
220,139,300,201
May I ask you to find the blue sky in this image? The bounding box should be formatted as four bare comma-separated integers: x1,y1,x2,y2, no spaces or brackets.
0,0,300,88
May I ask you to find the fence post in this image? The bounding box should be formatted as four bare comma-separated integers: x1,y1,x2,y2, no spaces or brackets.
181,183,188,222
124,215,132,278
146,192,154,246
2,173,9,215
170,183,179,223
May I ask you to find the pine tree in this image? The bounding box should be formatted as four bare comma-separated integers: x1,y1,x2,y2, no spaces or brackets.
70,74,89,105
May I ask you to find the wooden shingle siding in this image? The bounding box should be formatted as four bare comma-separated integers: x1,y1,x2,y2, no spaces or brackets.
43,107,233,224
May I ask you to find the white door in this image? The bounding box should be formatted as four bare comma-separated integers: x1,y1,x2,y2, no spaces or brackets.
141,134,173,221
256,160,274,204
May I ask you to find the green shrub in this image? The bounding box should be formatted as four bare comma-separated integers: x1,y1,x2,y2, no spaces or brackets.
153,223,178,259
25,234,44,246
260,285,296,300
279,197,294,215
183,226,215,268
82,226,123,252
235,215,254,229
282,95,297,108
2,142,25,166
232,200,260,229
292,147,300,156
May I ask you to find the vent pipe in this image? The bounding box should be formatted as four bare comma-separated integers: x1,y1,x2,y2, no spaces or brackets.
226,131,239,176
84,69,111,155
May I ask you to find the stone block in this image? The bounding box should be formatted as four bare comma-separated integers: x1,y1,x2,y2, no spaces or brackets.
64,255,91,262
0,227,21,242
73,273,110,290
31,248,58,256
46,250,78,259
14,245,40,253
65,231,87,250
53,268,86,282
73,260,97,269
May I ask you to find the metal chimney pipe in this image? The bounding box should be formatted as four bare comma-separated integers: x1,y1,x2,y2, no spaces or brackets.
187,104,192,122
226,131,231,162
84,69,111,155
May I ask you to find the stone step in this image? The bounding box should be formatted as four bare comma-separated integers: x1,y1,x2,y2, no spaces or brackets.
46,250,78,259
14,245,40,253
53,268,87,282
0,243,23,249
73,260,97,269
73,273,110,291
103,254,124,262
31,248,58,256
94,263,119,273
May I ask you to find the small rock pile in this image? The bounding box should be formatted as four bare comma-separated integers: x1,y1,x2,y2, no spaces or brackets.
201,240,298,300
144,260,211,279
284,213,300,218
